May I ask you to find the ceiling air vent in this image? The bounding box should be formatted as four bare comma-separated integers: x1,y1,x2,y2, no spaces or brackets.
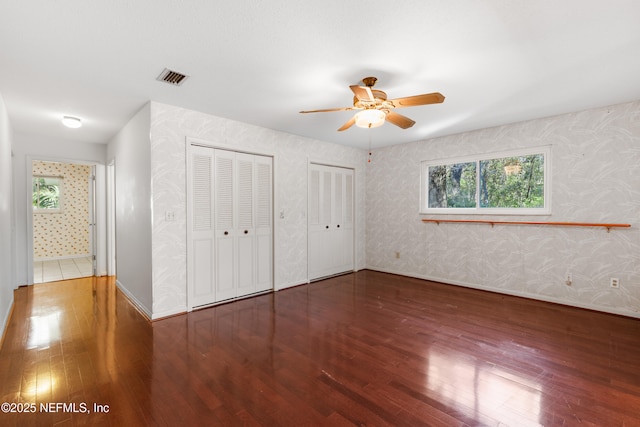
157,68,189,86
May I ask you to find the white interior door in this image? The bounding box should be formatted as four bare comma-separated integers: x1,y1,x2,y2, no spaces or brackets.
235,152,256,296
333,167,354,274
254,155,273,292
188,145,273,309
308,163,354,281
187,146,216,308
308,166,330,278
214,149,237,302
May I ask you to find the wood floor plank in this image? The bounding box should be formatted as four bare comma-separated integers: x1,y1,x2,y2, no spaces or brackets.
1,272,640,426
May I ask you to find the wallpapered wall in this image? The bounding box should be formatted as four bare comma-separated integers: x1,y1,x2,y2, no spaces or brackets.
366,100,640,318
32,161,90,260
148,102,367,319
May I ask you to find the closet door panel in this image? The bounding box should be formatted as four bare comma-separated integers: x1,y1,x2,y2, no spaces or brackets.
192,239,214,302
319,169,334,276
337,169,354,272
188,147,217,307
308,165,335,280
214,149,237,301
189,146,273,307
255,234,271,291
216,237,235,300
236,153,255,294
330,169,345,272
236,236,254,293
255,156,273,292
308,164,355,281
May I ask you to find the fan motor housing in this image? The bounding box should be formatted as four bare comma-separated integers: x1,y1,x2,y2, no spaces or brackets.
353,90,388,109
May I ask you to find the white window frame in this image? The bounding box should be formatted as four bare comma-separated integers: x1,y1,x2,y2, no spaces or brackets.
420,146,551,215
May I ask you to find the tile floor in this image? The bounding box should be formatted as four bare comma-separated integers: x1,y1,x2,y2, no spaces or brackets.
33,256,93,283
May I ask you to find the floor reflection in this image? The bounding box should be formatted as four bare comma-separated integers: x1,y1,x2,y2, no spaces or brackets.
3,271,640,425
427,345,543,426
27,312,61,349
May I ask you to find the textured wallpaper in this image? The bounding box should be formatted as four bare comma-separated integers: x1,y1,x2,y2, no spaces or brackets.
367,101,640,317
149,102,367,318
146,100,640,319
32,161,90,259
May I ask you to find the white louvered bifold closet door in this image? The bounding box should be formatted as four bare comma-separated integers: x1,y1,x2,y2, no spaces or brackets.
254,156,273,292
214,149,237,302
235,152,256,296
188,145,273,309
188,146,216,307
308,163,354,280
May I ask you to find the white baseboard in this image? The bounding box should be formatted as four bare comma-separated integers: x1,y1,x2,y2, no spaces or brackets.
276,280,307,291
0,293,15,350
115,279,152,320
151,307,187,320
366,266,640,320
34,254,91,262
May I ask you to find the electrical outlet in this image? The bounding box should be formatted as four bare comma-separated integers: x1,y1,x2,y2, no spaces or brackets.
610,278,620,289
165,211,175,221
565,273,572,286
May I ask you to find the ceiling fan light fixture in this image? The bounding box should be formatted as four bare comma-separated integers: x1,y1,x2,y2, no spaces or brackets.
61,116,82,128
355,109,385,129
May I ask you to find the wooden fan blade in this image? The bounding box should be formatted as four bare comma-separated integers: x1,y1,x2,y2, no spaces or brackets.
388,92,445,108
338,116,356,131
350,85,374,102
385,111,415,129
300,106,353,113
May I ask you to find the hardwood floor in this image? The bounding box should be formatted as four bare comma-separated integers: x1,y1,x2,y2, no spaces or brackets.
1,271,640,426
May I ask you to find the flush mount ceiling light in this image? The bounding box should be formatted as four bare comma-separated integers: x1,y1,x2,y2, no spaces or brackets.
62,116,82,128
355,109,386,129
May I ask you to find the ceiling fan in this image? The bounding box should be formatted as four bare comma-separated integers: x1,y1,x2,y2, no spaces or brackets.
300,76,445,131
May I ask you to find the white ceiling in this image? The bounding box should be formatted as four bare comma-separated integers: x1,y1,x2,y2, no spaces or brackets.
2,1,640,150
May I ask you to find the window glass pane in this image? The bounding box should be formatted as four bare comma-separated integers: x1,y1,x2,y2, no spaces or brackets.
428,162,476,208
479,154,544,208
33,176,61,210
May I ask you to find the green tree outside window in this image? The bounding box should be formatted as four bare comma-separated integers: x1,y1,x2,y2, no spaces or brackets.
422,148,549,214
33,176,62,210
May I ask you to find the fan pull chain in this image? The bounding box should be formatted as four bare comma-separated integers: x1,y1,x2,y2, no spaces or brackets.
368,125,372,164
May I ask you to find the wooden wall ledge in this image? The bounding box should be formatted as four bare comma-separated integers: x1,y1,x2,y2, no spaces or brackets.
421,219,631,232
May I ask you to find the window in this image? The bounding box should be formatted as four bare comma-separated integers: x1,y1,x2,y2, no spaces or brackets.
428,161,477,208
33,176,63,212
421,147,550,215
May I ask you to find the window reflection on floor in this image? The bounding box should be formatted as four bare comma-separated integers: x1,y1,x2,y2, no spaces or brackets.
27,312,61,349
427,346,543,426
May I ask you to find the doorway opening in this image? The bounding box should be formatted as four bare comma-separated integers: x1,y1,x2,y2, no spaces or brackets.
31,159,96,283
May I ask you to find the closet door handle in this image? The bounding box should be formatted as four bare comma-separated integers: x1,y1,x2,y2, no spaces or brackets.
224,231,229,236
244,230,248,234
325,225,329,229
337,224,340,228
